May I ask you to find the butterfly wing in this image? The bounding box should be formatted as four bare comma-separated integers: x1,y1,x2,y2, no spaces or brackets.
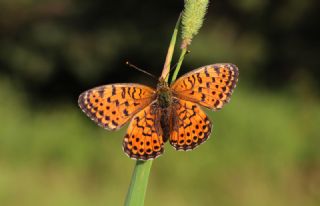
123,101,164,160
171,64,238,110
78,83,155,130
170,98,212,150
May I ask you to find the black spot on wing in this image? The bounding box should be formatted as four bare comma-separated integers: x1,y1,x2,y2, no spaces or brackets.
121,87,126,98
123,109,129,116
201,94,206,101
112,85,116,95
111,120,118,127
204,67,210,77
196,73,202,83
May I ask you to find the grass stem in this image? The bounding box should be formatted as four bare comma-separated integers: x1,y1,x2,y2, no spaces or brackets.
161,14,181,81
170,48,187,83
124,160,153,206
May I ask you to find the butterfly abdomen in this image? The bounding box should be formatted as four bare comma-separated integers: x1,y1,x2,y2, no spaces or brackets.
160,108,171,142
156,88,172,142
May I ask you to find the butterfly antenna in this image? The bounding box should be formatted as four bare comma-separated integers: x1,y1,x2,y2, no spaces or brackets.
126,61,157,79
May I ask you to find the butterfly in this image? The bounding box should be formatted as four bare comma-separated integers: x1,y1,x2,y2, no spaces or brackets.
78,63,238,160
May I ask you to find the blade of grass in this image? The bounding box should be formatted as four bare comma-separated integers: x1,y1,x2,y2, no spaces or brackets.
161,14,181,81
170,48,187,83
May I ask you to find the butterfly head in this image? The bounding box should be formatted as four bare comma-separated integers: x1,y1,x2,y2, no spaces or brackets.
157,78,169,90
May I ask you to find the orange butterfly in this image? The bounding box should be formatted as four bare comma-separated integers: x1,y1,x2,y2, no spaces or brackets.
78,64,238,160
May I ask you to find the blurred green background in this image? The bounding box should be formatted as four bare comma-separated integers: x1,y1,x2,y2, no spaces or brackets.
0,0,319,206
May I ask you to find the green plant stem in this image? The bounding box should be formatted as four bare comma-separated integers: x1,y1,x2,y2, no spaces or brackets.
124,15,181,206
171,48,187,83
124,160,153,206
161,14,181,82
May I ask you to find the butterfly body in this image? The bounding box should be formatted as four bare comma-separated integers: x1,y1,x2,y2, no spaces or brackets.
79,64,238,160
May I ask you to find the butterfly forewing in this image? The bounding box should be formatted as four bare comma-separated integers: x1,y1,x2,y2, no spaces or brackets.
78,83,155,130
171,63,238,110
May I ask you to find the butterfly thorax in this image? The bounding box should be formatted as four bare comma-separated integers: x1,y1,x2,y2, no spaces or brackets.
156,79,172,109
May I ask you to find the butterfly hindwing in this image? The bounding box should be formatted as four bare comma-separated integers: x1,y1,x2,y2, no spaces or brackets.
78,83,155,130
171,63,238,110
123,102,165,160
170,98,212,151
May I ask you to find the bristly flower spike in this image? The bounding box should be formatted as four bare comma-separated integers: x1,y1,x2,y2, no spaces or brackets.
181,0,209,49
